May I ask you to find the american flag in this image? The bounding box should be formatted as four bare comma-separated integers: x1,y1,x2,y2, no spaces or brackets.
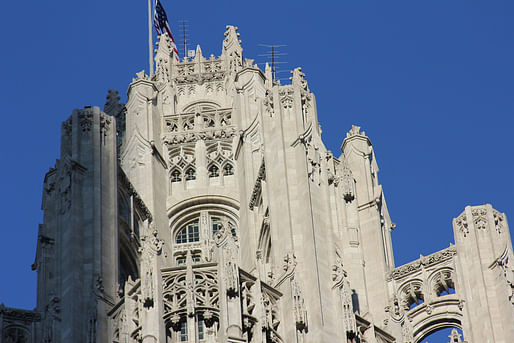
153,0,179,60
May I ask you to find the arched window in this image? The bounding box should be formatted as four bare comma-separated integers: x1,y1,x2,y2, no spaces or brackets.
223,163,234,176
208,165,219,178
3,327,30,343
171,170,182,182
185,168,196,181
176,221,199,244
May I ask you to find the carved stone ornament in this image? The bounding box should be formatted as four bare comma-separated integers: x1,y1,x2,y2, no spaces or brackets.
472,207,488,231
498,255,514,304
95,274,104,293
279,87,294,110
401,318,414,343
163,126,237,145
79,111,93,132
104,89,124,117
139,226,163,308
57,158,72,215
332,257,347,288
493,210,505,234
389,246,457,280
291,67,309,92
346,125,365,138
455,213,468,237
62,117,72,137
340,159,355,203
100,113,112,136
0,304,41,322
264,90,274,116
307,144,322,185
249,159,266,209
291,277,308,331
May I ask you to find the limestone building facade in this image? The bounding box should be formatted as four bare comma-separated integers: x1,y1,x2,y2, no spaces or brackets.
1,26,513,343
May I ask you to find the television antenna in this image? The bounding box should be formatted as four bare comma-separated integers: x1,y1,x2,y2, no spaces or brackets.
258,44,287,82
178,20,190,59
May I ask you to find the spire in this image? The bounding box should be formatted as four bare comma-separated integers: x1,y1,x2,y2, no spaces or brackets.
265,62,273,88
104,89,123,116
155,33,173,63
222,25,242,56
154,33,173,83
265,62,272,80
194,44,203,62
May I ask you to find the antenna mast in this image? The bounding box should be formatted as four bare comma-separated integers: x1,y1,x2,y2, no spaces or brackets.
258,44,287,82
178,20,189,59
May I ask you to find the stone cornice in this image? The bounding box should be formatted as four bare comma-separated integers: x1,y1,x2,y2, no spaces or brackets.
388,245,457,281
0,305,41,322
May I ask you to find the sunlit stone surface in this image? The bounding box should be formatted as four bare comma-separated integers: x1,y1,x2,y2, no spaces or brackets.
2,26,513,343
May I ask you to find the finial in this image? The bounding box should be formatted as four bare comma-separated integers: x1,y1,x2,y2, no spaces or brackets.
222,25,242,56
194,44,203,61
346,125,365,138
291,67,308,90
104,89,122,116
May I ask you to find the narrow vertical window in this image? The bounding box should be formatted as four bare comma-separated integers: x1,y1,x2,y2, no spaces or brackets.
223,164,234,176
185,168,196,181
171,170,182,182
198,319,205,340
179,321,188,342
208,165,219,178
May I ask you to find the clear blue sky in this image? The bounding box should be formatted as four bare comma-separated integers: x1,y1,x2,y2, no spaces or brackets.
0,1,512,341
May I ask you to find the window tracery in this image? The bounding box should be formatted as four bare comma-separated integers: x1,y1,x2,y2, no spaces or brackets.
168,145,196,185
162,267,220,343
171,209,238,265
206,141,235,179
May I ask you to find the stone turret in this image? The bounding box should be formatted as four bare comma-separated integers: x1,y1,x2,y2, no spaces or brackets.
36,106,118,342
340,125,395,325
452,204,514,342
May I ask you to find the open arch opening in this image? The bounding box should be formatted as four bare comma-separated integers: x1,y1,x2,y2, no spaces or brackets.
416,326,464,343
412,313,463,343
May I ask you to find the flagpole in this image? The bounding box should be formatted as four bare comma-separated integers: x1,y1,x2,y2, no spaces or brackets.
148,0,154,77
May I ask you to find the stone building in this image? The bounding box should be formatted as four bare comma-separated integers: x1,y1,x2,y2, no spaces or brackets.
1,26,513,343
